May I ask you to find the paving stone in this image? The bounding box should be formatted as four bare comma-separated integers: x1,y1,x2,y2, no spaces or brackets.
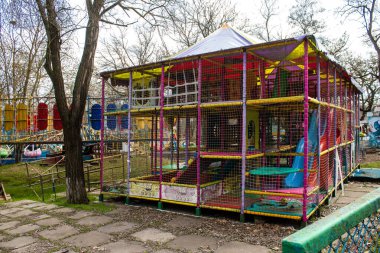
131,228,176,244
32,214,51,220
68,211,93,220
38,225,79,240
336,196,357,205
22,202,47,209
167,235,218,252
52,249,76,253
5,209,36,218
63,231,111,247
215,241,271,253
0,221,21,231
35,218,61,226
97,222,137,234
77,215,113,226
54,207,75,214
5,200,36,208
11,241,56,253
102,240,147,253
0,236,36,249
343,190,368,198
11,243,39,253
0,207,24,216
346,186,377,192
6,224,40,235
33,204,59,211
166,216,203,229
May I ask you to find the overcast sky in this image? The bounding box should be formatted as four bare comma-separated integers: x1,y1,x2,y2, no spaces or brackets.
233,0,370,56
67,0,373,69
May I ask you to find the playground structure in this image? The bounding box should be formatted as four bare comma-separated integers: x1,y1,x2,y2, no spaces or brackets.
97,27,362,223
0,96,136,164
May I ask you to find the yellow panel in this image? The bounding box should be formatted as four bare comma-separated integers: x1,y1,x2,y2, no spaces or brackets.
247,109,260,150
285,40,315,61
16,103,28,131
113,66,171,81
4,104,14,131
48,115,53,131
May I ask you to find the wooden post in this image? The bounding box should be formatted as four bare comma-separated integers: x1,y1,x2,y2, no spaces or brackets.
39,174,45,202
86,165,91,192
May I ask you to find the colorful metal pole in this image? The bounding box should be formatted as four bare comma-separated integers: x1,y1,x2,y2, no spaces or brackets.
260,60,266,99
316,54,321,206
240,51,247,222
154,111,158,173
158,65,165,209
196,58,202,216
126,71,132,202
185,114,190,167
326,62,330,190
302,39,309,223
99,77,105,201
333,67,337,191
150,114,154,173
177,114,180,170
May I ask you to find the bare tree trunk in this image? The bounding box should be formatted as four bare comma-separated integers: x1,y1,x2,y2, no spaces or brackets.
64,122,88,203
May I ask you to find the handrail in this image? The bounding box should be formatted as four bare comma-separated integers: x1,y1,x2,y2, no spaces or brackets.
282,188,380,252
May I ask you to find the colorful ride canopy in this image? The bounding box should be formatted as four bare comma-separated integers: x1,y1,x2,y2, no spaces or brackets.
37,102,48,131
16,103,28,131
4,104,14,131
120,104,128,130
53,104,63,130
106,104,117,130
91,104,102,130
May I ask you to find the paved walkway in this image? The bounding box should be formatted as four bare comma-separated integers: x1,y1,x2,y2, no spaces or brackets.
0,200,271,253
332,181,379,208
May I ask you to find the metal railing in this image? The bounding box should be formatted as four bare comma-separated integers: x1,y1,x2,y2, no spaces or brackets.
282,188,380,253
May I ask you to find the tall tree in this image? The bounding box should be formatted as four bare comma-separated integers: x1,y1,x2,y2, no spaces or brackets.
288,0,326,35
344,54,380,119
163,0,253,49
255,0,279,42
0,0,47,99
341,0,380,119
99,25,158,70
35,0,171,204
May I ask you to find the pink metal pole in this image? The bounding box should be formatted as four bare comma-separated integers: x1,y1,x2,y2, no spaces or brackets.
333,67,337,190
240,51,247,222
99,77,105,194
326,62,330,190
196,58,202,215
316,54,321,206
302,39,309,223
158,65,165,208
260,60,266,99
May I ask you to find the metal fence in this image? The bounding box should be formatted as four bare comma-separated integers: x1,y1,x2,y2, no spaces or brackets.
282,187,380,253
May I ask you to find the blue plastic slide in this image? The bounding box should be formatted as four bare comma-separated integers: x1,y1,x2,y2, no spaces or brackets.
284,111,318,187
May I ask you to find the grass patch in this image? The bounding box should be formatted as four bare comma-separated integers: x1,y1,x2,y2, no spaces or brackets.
48,195,116,213
0,162,115,213
361,161,380,168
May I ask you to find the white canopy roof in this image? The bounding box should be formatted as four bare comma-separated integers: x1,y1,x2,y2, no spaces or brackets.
171,24,257,59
